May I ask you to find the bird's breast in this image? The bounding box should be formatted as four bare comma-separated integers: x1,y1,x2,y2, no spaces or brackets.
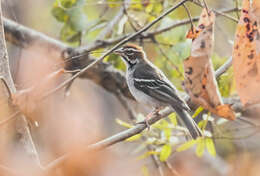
126,70,163,108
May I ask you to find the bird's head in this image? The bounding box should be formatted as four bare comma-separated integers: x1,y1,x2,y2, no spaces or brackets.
114,44,146,69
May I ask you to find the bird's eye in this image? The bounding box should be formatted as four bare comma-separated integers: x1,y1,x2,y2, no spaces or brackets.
126,50,134,55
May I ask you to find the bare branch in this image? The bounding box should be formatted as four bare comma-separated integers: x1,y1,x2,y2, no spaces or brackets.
4,18,67,50
165,161,181,176
4,8,236,103
147,144,165,176
4,17,134,99
190,0,239,22
215,57,232,78
96,0,131,40
77,7,239,52
0,0,41,167
183,3,194,30
44,107,173,171
43,0,189,97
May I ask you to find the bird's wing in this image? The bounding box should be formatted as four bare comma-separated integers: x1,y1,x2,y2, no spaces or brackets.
133,64,190,111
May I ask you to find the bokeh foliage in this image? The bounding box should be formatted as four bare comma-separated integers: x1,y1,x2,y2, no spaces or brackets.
51,0,238,171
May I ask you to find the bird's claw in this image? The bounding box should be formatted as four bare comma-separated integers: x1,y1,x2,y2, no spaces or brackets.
135,120,150,130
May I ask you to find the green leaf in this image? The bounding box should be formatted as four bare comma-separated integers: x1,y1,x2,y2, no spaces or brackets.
145,3,154,13
107,0,121,8
218,70,233,97
192,106,204,118
59,0,78,8
168,113,178,126
115,118,133,128
159,144,172,161
153,3,163,14
141,165,149,176
107,54,126,71
60,24,78,43
176,139,197,152
206,138,216,157
138,151,159,160
153,119,168,130
67,8,88,32
196,138,205,157
163,128,172,140
147,15,156,22
198,120,207,129
126,134,142,142
130,0,142,10
51,6,69,22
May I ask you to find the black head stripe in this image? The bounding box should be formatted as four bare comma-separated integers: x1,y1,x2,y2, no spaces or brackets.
122,55,136,69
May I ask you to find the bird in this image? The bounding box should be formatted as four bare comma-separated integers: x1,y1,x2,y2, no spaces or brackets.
114,43,202,139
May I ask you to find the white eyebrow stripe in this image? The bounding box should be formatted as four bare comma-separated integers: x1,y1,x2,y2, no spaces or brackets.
134,78,156,82
125,48,140,52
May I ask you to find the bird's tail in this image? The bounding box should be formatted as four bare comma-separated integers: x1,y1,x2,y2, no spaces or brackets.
174,107,203,139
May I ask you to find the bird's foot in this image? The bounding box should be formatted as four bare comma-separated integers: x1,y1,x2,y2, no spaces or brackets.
135,119,151,130
136,107,163,130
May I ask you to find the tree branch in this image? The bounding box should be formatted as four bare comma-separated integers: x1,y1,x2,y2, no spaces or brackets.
76,7,239,53
45,107,172,171
190,0,239,22
215,57,232,78
96,0,131,40
0,0,41,167
43,0,189,97
4,17,134,99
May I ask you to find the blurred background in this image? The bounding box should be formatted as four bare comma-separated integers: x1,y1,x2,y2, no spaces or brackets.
2,0,260,176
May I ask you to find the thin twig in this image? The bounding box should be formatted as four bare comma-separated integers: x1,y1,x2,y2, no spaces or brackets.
165,161,181,176
4,7,239,54
116,90,136,121
119,97,166,176
234,0,240,19
236,116,257,127
146,144,165,176
214,128,260,140
151,37,183,77
0,77,12,98
123,1,139,32
190,0,239,23
42,0,189,99
0,0,42,168
182,3,194,30
44,107,173,171
201,0,210,15
214,57,232,78
97,0,131,40
0,110,20,127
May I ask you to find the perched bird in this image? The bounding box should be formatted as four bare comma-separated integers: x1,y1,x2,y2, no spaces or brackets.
114,44,202,139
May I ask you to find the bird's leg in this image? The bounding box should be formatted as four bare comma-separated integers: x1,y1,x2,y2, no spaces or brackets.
143,107,163,130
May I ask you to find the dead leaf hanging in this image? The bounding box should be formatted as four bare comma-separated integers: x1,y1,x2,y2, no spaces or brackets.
232,0,260,107
183,8,235,120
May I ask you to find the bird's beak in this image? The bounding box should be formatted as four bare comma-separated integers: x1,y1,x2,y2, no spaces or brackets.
114,48,123,55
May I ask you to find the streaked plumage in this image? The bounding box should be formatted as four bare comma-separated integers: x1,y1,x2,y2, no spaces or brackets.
114,44,202,139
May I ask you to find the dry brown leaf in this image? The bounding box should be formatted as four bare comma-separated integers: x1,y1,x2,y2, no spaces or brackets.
252,0,260,21
232,0,260,107
183,9,235,120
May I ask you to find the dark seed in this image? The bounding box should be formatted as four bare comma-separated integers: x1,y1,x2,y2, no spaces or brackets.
242,9,248,14
244,17,250,23
185,67,193,75
199,24,205,29
200,40,206,49
248,53,254,59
